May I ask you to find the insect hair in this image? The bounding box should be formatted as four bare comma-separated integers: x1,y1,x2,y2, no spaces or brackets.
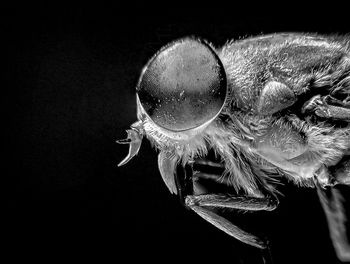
141,89,282,196
139,33,350,196
142,87,349,196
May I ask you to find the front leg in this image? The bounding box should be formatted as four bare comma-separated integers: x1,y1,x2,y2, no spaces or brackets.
185,198,267,249
174,162,278,249
184,193,278,249
185,194,278,212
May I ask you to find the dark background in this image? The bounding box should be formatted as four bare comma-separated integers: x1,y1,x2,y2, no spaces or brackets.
4,4,349,263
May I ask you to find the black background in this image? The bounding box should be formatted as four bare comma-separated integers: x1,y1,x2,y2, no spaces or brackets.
4,4,350,263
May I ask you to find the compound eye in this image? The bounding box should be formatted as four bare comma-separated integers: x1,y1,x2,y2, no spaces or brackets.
137,38,227,131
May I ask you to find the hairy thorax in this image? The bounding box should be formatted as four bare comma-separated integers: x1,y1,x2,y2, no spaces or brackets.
239,112,350,184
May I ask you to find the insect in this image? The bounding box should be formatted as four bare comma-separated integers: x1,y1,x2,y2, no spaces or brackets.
117,33,350,261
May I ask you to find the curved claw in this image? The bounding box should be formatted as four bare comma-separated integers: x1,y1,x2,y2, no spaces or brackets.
117,126,143,167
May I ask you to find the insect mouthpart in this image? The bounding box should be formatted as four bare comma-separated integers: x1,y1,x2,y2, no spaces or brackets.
116,120,144,167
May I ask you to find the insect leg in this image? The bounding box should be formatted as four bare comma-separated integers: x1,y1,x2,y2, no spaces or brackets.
316,182,350,262
302,94,350,121
185,200,268,249
174,162,194,205
330,155,350,186
186,175,277,249
193,159,225,168
175,163,275,250
319,156,350,187
185,194,278,212
315,155,350,262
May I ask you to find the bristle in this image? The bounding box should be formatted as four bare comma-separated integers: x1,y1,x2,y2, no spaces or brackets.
143,95,349,196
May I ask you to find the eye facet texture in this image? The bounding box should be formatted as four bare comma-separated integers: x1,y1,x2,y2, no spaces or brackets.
137,38,227,131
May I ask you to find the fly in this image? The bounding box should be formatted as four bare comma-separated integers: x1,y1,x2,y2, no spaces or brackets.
117,33,350,262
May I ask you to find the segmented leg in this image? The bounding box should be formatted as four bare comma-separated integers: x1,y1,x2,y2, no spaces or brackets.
175,161,278,250
185,201,267,248
185,194,278,212
316,182,350,262
302,94,350,121
330,155,350,186
318,155,350,187
185,190,278,249
194,159,225,168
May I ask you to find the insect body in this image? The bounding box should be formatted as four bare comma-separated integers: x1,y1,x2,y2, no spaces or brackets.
118,33,350,261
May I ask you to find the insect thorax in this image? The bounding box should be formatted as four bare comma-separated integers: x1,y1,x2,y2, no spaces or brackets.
139,91,282,195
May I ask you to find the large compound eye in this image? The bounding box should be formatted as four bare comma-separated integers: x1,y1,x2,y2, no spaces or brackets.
137,38,227,131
